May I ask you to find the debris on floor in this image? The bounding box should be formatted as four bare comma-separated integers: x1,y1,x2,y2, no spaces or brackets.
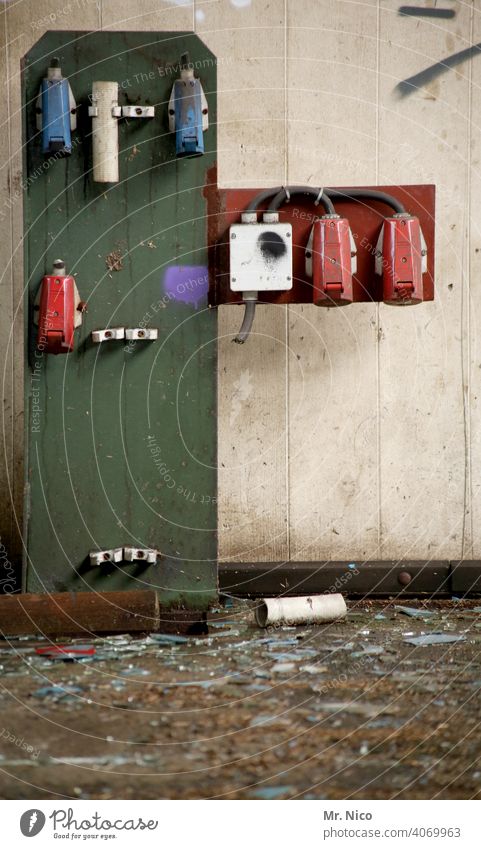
403,632,466,646
0,598,480,799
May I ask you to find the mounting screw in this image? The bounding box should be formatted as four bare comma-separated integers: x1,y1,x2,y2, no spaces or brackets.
231,233,236,239
398,570,412,586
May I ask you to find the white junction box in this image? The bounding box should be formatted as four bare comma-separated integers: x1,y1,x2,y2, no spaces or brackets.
229,222,293,292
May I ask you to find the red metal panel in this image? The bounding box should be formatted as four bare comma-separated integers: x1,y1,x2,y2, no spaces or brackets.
207,184,435,306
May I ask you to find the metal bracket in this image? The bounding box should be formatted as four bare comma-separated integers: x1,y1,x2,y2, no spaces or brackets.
89,547,158,566
125,328,158,341
121,105,155,118
91,328,125,343
88,105,153,119
89,548,123,567
124,547,158,564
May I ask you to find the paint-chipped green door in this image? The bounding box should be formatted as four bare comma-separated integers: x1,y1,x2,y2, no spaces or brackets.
23,31,217,609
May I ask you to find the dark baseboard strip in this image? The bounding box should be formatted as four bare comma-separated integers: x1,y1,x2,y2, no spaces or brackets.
219,561,481,597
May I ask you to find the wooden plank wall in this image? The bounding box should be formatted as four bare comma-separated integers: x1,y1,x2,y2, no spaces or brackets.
0,0,477,570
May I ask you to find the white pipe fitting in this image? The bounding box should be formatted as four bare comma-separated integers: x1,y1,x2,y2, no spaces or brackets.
255,593,347,627
90,81,120,183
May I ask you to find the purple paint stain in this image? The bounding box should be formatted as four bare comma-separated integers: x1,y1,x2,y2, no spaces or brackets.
163,266,209,309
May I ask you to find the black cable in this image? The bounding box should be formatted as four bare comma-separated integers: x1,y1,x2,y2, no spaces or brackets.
245,187,284,214
324,188,406,215
233,299,256,344
268,186,336,215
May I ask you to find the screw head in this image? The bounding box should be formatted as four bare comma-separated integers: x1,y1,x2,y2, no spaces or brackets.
398,570,412,586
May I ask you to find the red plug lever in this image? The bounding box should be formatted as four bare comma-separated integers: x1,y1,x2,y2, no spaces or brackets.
376,213,426,305
37,260,83,354
306,216,356,306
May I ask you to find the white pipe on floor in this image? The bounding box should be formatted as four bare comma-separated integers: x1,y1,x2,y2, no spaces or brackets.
91,81,119,183
255,593,347,627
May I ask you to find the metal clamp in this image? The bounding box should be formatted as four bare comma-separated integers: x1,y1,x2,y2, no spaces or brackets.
125,328,158,341
121,105,155,119
92,328,125,343
89,548,123,567
124,547,158,564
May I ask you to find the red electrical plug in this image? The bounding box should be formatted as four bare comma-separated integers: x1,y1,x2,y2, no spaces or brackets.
376,213,426,305
305,215,356,306
36,260,83,354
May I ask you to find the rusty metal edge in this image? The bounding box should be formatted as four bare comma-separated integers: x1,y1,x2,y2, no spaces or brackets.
219,561,481,597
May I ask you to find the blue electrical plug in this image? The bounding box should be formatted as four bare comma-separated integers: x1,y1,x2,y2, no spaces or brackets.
36,58,76,155
168,53,209,157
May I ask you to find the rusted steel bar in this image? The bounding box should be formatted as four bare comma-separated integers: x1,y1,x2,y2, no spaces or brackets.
0,590,160,637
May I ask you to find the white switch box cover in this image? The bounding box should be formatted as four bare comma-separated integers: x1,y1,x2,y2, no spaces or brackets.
229,223,293,292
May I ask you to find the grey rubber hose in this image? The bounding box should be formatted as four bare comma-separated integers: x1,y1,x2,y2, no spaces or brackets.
323,188,406,214
233,299,257,344
268,186,336,215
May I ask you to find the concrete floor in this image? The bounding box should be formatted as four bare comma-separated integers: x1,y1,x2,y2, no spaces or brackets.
0,599,480,800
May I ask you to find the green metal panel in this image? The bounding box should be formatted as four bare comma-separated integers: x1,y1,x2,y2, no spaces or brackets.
23,31,217,608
